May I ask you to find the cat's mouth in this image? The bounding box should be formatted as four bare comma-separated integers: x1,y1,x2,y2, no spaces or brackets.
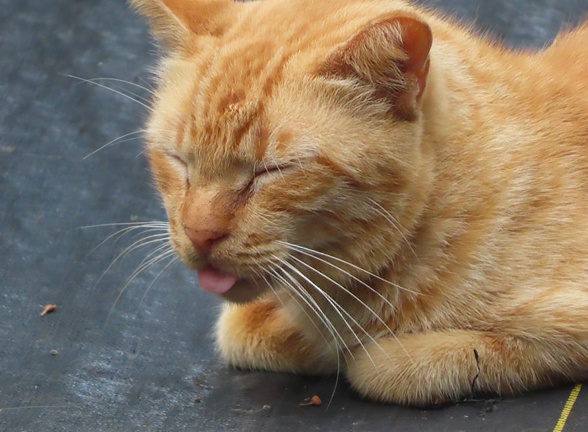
197,265,268,303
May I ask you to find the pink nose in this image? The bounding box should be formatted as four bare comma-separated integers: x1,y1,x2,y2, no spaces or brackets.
184,228,227,253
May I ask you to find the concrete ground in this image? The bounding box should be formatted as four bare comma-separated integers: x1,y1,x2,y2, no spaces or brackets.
1,0,586,430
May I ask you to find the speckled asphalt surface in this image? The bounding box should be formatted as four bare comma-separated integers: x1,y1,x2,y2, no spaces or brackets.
1,0,587,431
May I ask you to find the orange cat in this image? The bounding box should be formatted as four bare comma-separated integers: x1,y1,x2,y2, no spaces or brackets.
130,0,588,405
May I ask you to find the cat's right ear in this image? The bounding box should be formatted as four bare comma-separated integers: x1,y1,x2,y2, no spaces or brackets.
129,0,235,47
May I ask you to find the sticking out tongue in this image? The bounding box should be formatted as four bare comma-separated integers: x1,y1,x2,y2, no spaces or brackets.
197,266,238,295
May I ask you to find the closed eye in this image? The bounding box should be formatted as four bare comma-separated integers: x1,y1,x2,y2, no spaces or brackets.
246,163,294,193
167,153,190,185
171,154,187,166
254,163,292,178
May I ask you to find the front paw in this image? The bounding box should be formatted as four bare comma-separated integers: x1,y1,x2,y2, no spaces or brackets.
345,332,481,406
216,300,337,374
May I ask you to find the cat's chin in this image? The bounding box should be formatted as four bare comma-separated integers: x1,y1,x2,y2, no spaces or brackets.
217,278,269,304
196,266,268,303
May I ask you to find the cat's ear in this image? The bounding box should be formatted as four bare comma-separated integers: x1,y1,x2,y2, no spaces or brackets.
318,14,432,119
129,0,235,47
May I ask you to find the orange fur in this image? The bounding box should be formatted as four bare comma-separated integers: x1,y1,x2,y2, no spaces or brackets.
131,0,588,405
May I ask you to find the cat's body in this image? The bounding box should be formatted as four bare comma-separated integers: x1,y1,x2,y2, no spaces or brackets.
131,0,588,405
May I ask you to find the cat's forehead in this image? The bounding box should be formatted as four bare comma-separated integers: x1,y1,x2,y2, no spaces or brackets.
155,0,413,163
180,49,273,164
172,41,309,165
188,0,412,109
195,39,280,118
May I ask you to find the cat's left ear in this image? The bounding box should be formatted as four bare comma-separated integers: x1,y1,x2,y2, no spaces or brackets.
130,0,236,47
318,13,432,119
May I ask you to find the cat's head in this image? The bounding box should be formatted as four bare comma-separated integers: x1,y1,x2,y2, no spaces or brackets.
132,0,433,303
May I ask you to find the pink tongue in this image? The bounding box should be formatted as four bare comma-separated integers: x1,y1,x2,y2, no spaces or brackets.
197,267,238,294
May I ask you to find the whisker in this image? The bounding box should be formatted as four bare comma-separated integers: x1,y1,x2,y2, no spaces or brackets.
265,269,316,325
282,242,414,362
289,255,394,332
276,256,377,367
106,241,171,295
286,245,399,314
289,254,405,362
133,240,174,269
263,256,343,346
268,265,345,354
67,74,152,111
92,231,170,293
80,221,169,229
367,198,418,259
279,241,419,296
253,269,286,305
85,77,156,96
83,130,147,160
265,265,343,407
79,77,154,105
259,268,335,365
107,247,175,322
123,229,171,247
136,254,178,313
245,265,288,308
83,223,169,258
117,233,172,261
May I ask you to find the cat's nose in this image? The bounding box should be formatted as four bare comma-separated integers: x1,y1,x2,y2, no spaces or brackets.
184,227,227,254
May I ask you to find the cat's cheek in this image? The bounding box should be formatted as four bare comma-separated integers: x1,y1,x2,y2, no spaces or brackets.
168,236,197,269
291,216,342,247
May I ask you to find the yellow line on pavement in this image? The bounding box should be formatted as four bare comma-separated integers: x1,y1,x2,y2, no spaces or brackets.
553,384,582,432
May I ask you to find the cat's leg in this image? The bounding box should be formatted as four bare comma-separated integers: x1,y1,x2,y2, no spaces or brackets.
345,328,588,406
216,297,338,375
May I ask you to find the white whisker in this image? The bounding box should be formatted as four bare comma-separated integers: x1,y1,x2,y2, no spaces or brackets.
85,77,156,96
136,254,178,313
290,256,394,332
275,256,377,367
289,254,409,362
67,74,152,111
89,224,170,292
133,240,174,269
268,265,346,356
117,233,172,262
280,242,415,362
265,265,343,408
84,130,147,160
79,77,154,105
84,223,169,256
286,245,399,313
279,241,419,296
80,221,169,229
368,198,418,259
264,256,345,349
107,247,175,322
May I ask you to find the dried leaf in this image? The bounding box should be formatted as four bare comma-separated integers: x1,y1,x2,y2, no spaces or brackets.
39,304,57,317
299,395,322,407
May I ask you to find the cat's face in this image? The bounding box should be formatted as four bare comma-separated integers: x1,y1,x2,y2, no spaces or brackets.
136,0,433,302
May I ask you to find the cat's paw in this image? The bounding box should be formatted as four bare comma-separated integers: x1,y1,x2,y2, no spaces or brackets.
345,331,483,406
216,299,336,374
